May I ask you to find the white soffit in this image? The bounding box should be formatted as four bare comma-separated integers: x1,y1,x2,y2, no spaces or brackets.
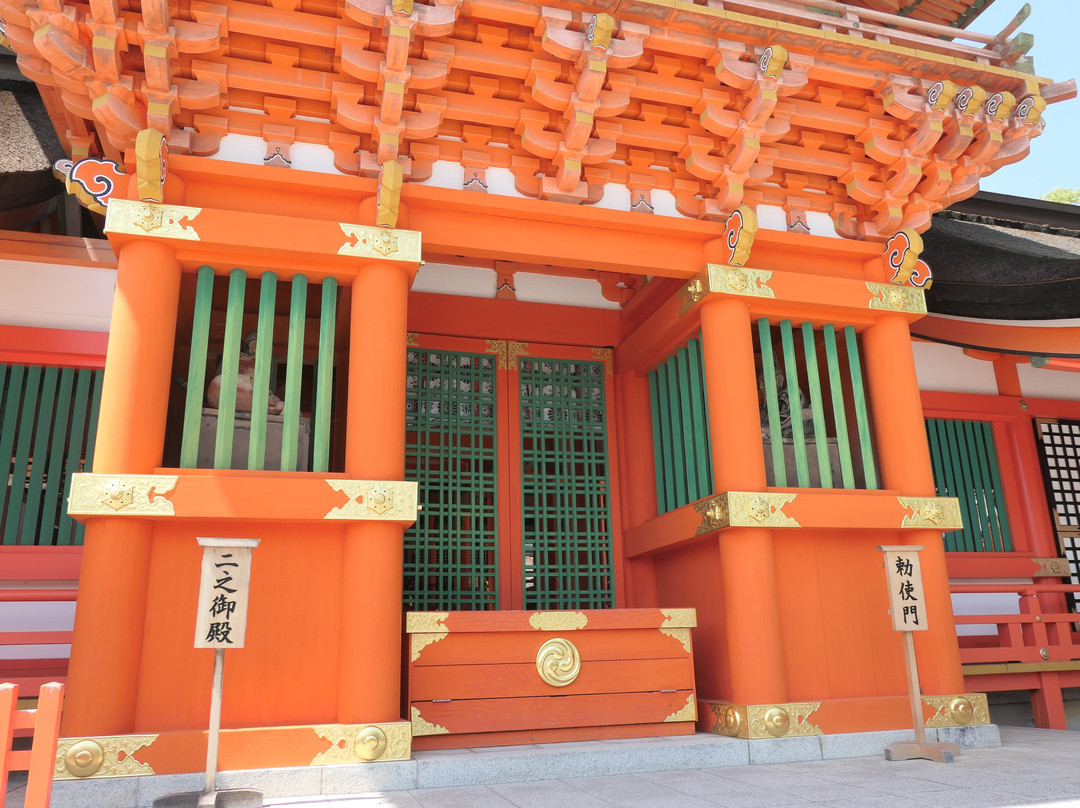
1018,362,1080,402
513,271,620,310
0,259,114,332
912,341,997,396
412,263,497,298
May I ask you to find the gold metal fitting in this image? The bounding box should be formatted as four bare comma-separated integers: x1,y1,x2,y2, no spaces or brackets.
1040,648,1051,660
354,726,388,761
64,739,105,777
948,696,975,725
762,707,791,737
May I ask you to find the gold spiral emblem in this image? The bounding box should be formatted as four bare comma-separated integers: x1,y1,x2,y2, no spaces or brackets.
535,637,581,687
354,725,388,761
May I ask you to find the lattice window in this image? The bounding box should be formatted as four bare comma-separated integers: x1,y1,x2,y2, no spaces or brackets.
519,357,615,610
403,348,499,611
925,418,1014,553
1034,419,1080,590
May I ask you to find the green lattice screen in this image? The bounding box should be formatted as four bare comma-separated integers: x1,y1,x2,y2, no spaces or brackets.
926,418,1013,553
519,356,615,610
403,347,499,610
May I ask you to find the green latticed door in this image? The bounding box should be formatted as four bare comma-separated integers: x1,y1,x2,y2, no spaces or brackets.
402,338,617,611
517,354,616,610
404,342,499,610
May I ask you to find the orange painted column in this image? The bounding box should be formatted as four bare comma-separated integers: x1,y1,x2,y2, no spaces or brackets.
699,294,788,705
616,370,658,607
63,239,182,736
861,314,965,694
337,260,412,723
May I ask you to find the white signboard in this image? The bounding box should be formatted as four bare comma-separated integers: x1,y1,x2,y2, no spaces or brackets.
194,538,259,649
880,545,927,632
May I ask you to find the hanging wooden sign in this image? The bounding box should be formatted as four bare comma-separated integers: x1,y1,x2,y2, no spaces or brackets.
194,538,258,649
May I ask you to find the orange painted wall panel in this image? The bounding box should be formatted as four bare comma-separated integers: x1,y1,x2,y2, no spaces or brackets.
773,530,907,702
133,520,344,733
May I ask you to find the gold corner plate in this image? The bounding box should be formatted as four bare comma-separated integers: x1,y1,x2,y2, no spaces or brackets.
55,735,158,779
406,612,450,662
1032,557,1071,577
67,474,178,517
324,480,418,521
922,693,990,728
664,694,697,723
311,722,411,764
897,496,963,530
410,705,449,736
104,199,201,240
867,282,927,314
338,223,422,263
659,608,697,628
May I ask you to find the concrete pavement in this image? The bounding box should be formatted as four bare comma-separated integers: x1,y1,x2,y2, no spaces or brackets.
7,727,1080,808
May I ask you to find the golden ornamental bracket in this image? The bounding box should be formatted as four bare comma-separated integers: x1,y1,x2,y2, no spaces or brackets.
679,264,774,317
897,496,963,530
324,480,419,521
68,474,178,517
693,492,799,532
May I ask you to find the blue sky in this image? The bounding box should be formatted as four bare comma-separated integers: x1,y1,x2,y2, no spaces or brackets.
968,0,1078,199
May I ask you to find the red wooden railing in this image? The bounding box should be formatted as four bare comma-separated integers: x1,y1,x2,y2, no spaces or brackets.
1,683,64,808
952,581,1080,729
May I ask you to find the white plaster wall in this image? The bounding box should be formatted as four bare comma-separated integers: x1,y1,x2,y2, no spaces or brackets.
1018,363,1080,402
912,341,998,395
950,586,1024,638
514,271,620,310
0,600,74,660
0,259,114,332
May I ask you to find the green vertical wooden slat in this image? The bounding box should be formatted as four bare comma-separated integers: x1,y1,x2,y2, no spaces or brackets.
961,420,994,552
313,277,338,473
664,354,688,506
214,269,247,469
966,420,999,552
0,364,21,537
779,320,809,487
281,275,308,471
925,419,957,552
648,369,667,513
822,326,855,488
82,370,104,472
248,272,277,470
20,367,59,544
843,326,878,490
180,267,216,468
648,369,665,514
942,420,976,552
940,419,973,552
57,369,91,546
654,362,677,511
687,337,712,496
4,366,42,544
24,369,69,546
75,370,103,545
675,347,700,500
758,319,787,487
800,323,832,488
34,369,75,546
982,421,1014,552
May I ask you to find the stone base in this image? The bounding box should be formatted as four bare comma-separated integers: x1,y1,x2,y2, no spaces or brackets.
50,726,1002,808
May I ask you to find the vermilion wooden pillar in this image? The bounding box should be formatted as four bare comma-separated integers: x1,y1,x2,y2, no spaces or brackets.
63,239,181,736
699,294,788,705
338,261,412,723
616,371,659,607
861,314,965,695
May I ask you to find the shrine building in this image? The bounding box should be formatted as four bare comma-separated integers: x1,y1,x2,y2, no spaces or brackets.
0,0,1079,798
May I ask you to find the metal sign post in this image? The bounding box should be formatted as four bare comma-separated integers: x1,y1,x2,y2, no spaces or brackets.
878,545,960,764
155,537,262,808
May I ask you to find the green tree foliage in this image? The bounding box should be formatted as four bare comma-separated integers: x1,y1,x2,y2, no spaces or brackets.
1040,187,1080,205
